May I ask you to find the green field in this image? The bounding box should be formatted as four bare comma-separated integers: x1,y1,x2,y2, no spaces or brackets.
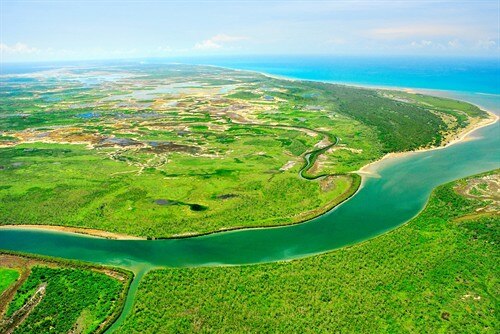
0,65,489,237
1,258,129,334
118,170,499,333
0,268,19,295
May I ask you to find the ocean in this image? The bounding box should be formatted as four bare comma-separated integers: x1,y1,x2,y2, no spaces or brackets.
2,55,499,110
167,55,499,114
171,55,500,95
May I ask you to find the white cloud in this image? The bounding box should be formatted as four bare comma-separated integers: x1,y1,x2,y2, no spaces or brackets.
447,39,461,48
195,39,222,50
369,25,468,39
0,42,39,54
194,34,247,50
410,40,433,48
476,39,497,49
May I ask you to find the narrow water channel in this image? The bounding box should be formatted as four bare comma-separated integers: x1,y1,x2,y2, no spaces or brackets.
0,92,498,332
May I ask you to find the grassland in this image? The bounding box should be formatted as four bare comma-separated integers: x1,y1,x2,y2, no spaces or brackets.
0,253,132,334
0,64,490,237
118,170,499,333
0,268,19,295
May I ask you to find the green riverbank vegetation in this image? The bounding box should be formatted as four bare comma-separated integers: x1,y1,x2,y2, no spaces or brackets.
0,253,132,334
118,170,499,333
0,65,490,237
0,268,19,295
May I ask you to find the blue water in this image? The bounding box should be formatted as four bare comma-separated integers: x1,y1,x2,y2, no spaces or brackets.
3,56,499,94
2,56,499,332
166,55,500,95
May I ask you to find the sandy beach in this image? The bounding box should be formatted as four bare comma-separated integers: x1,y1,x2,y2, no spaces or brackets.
0,224,145,240
1,75,497,240
356,110,498,177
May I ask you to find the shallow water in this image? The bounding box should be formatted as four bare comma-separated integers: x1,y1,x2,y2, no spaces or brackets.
1,60,499,269
1,61,499,332
0,115,498,269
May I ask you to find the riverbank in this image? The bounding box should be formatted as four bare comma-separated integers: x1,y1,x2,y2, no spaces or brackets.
117,170,499,333
0,112,498,268
0,174,360,241
356,109,498,177
0,225,145,240
0,78,496,240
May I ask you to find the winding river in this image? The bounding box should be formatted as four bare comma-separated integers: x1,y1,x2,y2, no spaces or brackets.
1,112,498,269
0,89,498,332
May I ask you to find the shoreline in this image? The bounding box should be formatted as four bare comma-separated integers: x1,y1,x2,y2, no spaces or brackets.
0,224,145,240
203,63,500,103
241,65,499,178
1,70,498,240
355,110,499,176
0,174,361,241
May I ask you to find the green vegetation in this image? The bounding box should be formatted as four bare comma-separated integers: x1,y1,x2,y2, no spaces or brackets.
298,83,487,152
0,64,489,237
4,266,124,334
0,268,19,295
226,90,261,99
119,171,499,333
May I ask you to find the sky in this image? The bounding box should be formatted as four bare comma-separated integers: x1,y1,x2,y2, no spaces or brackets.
0,0,499,62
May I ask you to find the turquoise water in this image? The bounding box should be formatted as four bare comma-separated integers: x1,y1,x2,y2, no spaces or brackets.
0,120,498,269
1,58,498,332
3,56,499,94
0,58,498,269
166,56,500,95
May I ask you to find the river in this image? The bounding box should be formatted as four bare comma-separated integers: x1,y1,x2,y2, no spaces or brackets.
0,93,498,270
0,66,498,332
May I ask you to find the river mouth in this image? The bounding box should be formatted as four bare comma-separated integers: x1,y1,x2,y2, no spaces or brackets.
1,87,498,334
1,77,499,269
1,115,498,270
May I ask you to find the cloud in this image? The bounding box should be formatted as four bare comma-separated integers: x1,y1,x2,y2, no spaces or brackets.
195,39,222,50
0,42,39,54
447,39,461,48
410,40,433,48
476,39,497,49
194,34,247,50
406,37,498,52
368,24,467,39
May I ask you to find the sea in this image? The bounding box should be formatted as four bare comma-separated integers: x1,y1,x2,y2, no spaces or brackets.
178,55,500,113
0,55,499,268
2,55,499,110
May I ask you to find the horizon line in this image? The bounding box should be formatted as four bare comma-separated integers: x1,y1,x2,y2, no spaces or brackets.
2,53,499,66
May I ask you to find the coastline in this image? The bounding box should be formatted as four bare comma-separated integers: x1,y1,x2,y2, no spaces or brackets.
242,65,499,178
202,63,500,169
204,63,500,104
1,69,498,240
356,110,499,176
